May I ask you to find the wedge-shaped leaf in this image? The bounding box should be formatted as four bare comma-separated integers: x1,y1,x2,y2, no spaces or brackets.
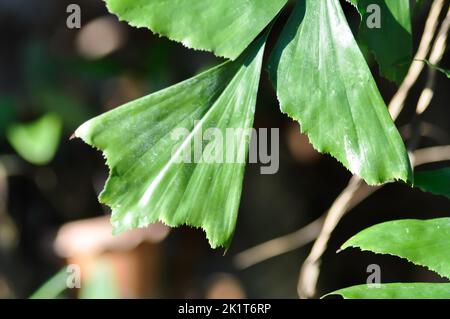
75,36,267,249
414,168,450,199
347,0,412,84
105,0,286,60
326,283,450,299
268,0,412,185
342,218,450,278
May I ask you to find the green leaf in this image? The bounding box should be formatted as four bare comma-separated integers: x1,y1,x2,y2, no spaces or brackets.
326,283,450,299
105,0,286,60
7,113,62,165
30,268,67,299
75,36,267,249
268,0,412,185
414,168,450,199
342,218,450,279
79,261,120,299
347,0,412,84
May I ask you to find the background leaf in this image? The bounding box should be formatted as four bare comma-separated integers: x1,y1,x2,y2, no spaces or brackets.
268,0,412,185
75,36,267,249
105,0,286,60
326,283,450,299
29,268,67,299
346,0,412,84
414,168,450,199
79,260,120,299
7,113,62,165
342,218,450,279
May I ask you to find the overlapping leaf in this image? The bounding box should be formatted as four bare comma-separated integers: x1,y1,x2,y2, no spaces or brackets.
105,0,286,60
327,283,450,299
414,168,450,199
75,36,267,249
341,218,450,279
268,0,412,185
347,0,412,84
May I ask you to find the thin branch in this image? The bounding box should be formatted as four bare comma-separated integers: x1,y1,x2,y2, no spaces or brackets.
234,217,324,269
401,122,450,144
388,0,445,120
298,1,448,298
233,0,449,296
0,162,7,213
416,7,450,115
408,7,450,152
297,145,450,299
296,176,372,298
0,160,18,250
234,145,450,271
414,145,450,166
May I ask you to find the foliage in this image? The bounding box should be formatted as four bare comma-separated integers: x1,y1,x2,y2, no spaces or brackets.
75,36,266,248
414,168,450,199
76,0,414,249
342,218,450,279
7,113,62,165
327,218,450,299
346,0,412,84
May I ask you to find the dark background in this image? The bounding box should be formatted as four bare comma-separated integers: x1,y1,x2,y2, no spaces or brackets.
0,0,449,298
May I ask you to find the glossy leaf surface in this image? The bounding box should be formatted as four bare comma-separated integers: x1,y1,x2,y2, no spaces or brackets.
75,37,266,248
105,0,286,59
414,168,450,199
342,218,450,279
269,0,411,185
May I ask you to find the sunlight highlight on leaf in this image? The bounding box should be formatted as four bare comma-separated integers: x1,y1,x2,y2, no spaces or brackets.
75,36,267,248
269,0,412,185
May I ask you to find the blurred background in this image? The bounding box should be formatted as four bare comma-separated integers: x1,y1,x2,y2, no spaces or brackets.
0,0,449,298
